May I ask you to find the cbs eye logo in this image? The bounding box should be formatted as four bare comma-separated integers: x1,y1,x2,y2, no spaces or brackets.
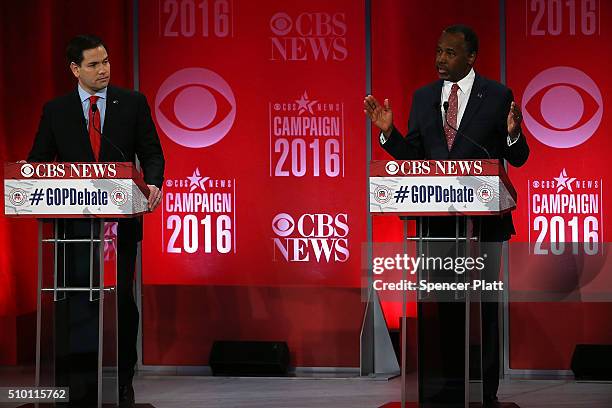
272,213,295,237
521,66,602,149
155,67,236,149
270,12,292,36
20,163,35,178
385,161,399,175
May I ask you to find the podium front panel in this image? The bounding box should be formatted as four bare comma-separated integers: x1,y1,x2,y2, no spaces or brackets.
35,219,118,407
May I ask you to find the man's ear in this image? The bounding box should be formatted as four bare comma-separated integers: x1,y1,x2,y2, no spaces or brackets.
467,52,477,66
69,62,80,79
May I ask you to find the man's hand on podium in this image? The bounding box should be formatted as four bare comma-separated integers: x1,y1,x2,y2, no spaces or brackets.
364,94,394,138
147,185,162,211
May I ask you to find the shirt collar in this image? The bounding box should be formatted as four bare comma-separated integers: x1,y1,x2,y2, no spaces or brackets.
78,84,107,103
443,68,476,94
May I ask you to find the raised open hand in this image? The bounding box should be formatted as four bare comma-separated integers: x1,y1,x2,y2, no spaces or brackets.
364,95,394,137
507,101,522,137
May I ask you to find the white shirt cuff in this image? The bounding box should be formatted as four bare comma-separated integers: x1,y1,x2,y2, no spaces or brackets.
380,132,388,145
507,132,520,146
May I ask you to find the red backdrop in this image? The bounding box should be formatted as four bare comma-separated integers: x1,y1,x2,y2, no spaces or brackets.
138,0,367,366
506,0,612,369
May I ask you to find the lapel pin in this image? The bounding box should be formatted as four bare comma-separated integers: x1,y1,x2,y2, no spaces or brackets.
477,93,483,98
112,100,119,104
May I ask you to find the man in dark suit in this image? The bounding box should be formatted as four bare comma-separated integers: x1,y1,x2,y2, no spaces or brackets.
364,25,529,406
27,34,164,407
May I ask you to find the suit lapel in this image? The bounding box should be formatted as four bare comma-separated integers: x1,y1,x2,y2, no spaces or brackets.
432,80,444,135
70,89,88,134
100,86,119,160
457,74,486,134
430,80,450,159
452,74,486,154
103,86,117,136
70,90,96,161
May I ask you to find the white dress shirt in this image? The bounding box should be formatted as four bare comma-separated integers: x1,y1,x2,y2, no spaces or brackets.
440,68,475,128
78,84,107,131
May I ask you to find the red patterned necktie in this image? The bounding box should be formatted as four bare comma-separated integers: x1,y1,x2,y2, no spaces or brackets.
444,83,460,150
88,95,101,160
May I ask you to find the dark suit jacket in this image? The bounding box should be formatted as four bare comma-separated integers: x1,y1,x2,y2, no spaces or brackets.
27,85,165,242
382,73,529,241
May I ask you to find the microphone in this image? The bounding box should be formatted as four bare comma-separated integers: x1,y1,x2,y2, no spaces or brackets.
90,103,128,162
442,101,491,159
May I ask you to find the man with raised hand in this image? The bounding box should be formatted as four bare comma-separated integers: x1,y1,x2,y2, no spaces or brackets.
364,25,529,406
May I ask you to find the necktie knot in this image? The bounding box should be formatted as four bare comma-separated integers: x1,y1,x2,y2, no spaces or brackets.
451,83,460,94
89,95,99,105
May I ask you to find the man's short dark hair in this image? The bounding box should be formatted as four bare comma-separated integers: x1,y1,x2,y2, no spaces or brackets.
443,24,479,55
66,35,106,66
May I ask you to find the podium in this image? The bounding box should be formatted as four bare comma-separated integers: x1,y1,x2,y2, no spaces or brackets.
369,159,518,408
4,162,149,407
